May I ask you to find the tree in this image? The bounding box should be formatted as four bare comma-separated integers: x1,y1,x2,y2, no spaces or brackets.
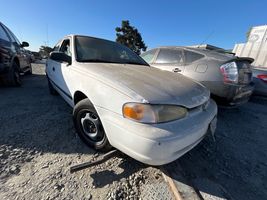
115,20,147,55
39,46,53,58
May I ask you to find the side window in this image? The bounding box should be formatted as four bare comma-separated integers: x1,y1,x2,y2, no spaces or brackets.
155,49,184,64
0,25,10,41
9,31,20,45
184,50,204,64
141,49,157,63
60,39,71,56
3,26,20,46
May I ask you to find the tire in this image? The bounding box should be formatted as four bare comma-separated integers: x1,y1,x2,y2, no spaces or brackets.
47,78,58,95
73,98,112,151
4,62,21,86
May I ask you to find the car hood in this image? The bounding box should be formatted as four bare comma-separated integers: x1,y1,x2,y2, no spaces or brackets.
76,63,210,108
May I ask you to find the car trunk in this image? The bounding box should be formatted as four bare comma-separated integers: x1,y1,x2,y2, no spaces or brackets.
232,57,253,85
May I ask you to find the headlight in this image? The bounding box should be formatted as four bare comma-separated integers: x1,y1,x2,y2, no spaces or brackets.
122,103,188,123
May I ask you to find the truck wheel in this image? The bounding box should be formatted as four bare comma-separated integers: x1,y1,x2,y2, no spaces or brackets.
73,98,112,151
5,62,21,86
47,78,58,95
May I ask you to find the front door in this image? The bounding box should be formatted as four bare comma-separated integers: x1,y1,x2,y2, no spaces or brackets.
49,38,73,105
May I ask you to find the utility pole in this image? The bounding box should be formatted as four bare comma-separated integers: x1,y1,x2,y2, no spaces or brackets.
46,24,49,47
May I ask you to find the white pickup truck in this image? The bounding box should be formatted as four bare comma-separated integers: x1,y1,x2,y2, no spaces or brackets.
45,35,217,165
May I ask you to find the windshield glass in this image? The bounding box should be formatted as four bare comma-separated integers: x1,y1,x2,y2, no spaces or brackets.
75,36,148,66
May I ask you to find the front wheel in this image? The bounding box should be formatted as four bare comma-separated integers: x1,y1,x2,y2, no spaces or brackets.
73,98,112,151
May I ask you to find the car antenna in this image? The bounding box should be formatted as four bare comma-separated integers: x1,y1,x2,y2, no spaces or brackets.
197,30,214,48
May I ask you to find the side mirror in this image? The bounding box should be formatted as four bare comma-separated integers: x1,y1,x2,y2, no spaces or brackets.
50,52,71,65
21,41,29,47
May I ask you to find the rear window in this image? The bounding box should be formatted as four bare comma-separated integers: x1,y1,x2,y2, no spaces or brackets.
155,49,184,64
184,50,204,64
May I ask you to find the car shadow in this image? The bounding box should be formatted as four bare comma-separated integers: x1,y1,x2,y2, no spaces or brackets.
249,95,267,105
89,153,147,188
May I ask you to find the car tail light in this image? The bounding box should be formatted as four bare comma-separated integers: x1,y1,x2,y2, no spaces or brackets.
220,61,238,83
257,74,267,83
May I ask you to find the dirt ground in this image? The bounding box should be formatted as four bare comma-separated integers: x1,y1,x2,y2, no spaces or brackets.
0,62,267,200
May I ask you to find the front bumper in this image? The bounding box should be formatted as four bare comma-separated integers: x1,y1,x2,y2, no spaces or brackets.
96,99,217,165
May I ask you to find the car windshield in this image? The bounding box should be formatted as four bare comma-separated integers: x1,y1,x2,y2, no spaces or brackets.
75,36,148,66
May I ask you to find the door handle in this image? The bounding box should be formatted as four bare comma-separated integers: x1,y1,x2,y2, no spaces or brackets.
52,67,55,71
173,68,181,73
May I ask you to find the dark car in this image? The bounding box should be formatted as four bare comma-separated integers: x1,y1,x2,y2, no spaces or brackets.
32,51,42,60
0,21,31,86
141,47,254,105
252,67,267,96
25,50,35,63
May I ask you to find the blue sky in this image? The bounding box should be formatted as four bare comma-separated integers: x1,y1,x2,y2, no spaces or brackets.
0,0,266,51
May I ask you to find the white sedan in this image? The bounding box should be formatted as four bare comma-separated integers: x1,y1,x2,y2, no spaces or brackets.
46,35,217,165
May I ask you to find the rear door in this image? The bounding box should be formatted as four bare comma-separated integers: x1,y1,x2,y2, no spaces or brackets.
183,49,206,81
152,48,185,73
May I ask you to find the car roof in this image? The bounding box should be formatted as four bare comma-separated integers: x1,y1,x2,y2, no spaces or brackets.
152,46,235,60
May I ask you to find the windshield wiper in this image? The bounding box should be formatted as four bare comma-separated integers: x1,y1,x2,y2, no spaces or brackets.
78,59,149,66
122,61,148,66
78,59,119,63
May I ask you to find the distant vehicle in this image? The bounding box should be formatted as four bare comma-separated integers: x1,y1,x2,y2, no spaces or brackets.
32,52,42,60
25,50,35,63
141,47,254,106
252,67,267,96
0,21,31,86
46,35,217,165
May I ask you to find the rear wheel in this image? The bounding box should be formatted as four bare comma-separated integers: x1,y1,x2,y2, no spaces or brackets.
4,62,21,86
73,98,112,151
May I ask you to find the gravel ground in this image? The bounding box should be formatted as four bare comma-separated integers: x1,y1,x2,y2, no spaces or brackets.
0,62,267,200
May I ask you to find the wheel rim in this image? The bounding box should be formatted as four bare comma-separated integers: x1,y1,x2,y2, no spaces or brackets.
80,111,104,142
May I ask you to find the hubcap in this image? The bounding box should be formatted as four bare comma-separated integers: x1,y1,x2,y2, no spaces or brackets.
80,112,103,141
